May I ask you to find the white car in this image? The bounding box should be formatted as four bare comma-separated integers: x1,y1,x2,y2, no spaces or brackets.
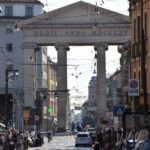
75,132,92,147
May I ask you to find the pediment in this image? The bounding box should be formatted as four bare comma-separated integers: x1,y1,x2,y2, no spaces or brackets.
20,1,130,27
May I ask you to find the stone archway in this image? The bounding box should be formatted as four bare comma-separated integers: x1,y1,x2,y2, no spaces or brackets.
19,1,131,131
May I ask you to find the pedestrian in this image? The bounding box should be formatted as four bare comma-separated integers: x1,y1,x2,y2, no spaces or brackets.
23,136,29,150
3,131,11,150
47,132,52,142
37,132,44,146
93,141,100,150
71,122,75,134
97,131,104,150
11,129,18,150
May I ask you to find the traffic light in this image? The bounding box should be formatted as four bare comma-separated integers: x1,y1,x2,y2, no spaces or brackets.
47,108,53,113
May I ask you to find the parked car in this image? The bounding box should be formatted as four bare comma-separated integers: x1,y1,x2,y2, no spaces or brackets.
75,132,92,147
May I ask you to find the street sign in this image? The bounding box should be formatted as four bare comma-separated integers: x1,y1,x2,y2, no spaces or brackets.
23,110,30,121
113,105,125,116
128,79,139,96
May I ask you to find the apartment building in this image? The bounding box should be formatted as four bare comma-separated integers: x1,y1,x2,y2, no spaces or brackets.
130,0,150,111
0,0,44,129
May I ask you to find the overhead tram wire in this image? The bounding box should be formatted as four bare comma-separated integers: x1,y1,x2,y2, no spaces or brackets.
45,0,50,12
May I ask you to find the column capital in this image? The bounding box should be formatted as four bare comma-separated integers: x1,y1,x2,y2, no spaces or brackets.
94,43,108,51
55,43,70,51
22,42,37,49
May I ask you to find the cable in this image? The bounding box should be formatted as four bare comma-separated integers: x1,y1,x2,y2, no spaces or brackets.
45,0,50,12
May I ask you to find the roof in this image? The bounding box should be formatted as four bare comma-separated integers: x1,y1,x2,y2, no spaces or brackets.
18,1,130,27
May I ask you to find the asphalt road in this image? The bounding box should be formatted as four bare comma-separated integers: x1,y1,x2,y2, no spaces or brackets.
29,133,94,150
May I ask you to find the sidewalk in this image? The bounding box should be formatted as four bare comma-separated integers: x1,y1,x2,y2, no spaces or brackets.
28,136,49,150
28,132,72,150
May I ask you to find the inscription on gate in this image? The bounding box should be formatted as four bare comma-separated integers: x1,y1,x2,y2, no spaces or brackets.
32,28,130,37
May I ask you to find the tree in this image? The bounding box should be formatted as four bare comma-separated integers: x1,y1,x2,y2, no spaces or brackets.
82,113,96,127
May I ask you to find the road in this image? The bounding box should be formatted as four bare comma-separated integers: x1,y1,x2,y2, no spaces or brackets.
29,133,94,150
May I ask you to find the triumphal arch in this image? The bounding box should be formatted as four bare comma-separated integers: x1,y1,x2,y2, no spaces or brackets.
19,1,131,131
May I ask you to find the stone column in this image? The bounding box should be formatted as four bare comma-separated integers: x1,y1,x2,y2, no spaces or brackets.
94,43,108,125
22,43,37,107
55,43,69,132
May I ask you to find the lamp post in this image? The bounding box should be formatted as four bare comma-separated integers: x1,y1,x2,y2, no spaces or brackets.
5,68,19,130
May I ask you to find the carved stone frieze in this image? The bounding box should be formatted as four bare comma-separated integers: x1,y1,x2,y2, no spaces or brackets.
26,25,131,39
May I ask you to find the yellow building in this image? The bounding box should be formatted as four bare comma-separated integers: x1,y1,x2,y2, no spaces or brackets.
130,0,150,112
47,58,57,127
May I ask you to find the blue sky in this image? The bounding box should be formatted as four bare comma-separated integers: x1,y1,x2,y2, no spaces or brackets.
40,0,129,102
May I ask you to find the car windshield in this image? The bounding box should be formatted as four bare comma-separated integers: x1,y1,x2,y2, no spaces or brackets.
77,134,88,137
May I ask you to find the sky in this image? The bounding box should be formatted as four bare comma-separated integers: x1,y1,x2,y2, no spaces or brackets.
40,0,129,104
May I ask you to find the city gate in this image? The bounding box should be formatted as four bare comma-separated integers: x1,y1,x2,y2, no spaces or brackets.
18,1,131,131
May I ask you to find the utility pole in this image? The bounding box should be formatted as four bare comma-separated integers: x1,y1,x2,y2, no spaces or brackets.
5,68,19,130
5,69,9,130
140,0,148,132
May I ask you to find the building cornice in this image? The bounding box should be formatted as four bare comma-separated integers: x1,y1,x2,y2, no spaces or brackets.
0,0,43,5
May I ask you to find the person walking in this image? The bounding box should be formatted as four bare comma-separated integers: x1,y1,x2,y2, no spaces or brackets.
71,122,75,134
93,141,100,150
47,132,52,142
23,136,29,150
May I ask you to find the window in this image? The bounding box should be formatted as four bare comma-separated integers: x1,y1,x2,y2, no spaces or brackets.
137,16,141,56
26,7,33,17
137,16,140,42
6,43,13,52
134,19,136,42
144,13,148,53
5,6,13,17
77,134,88,137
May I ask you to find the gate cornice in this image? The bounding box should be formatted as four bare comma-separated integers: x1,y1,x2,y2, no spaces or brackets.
23,24,131,29
23,24,131,45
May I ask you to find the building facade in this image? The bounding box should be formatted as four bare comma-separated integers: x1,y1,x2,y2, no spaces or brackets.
130,0,150,111
0,0,43,129
46,58,57,132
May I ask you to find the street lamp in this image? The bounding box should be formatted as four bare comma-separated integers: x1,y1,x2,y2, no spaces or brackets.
5,68,19,130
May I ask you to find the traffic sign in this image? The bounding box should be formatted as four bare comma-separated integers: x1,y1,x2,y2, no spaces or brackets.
23,110,30,121
128,79,139,96
113,105,125,116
